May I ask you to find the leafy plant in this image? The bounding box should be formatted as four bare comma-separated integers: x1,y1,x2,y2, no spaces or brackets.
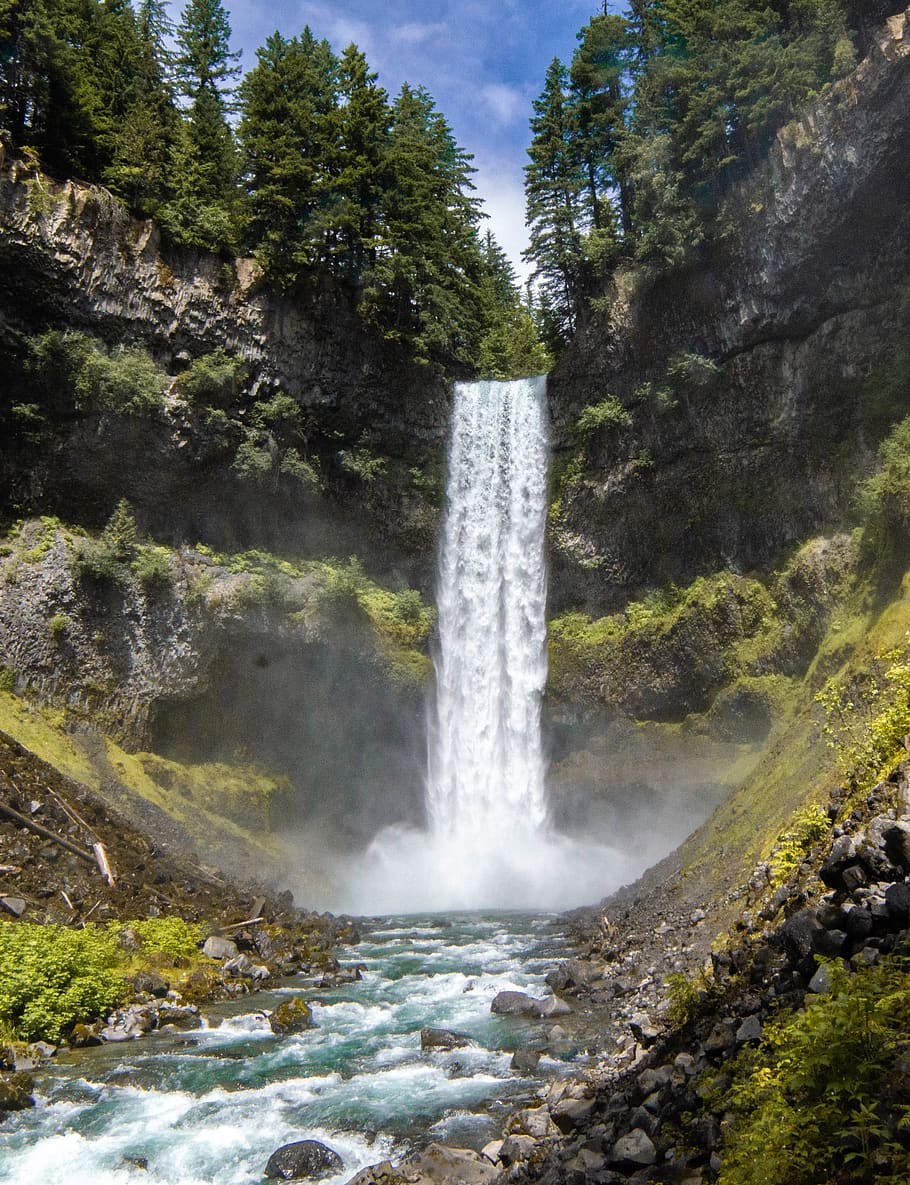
769,804,830,883
574,396,632,438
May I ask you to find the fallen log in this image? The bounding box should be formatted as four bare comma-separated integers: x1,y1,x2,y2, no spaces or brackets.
0,797,98,868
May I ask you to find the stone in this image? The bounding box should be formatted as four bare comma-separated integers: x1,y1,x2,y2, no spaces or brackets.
510,1048,542,1073
133,970,169,997
490,991,540,1016
778,909,822,961
534,995,571,1018
70,1022,103,1047
269,998,313,1035
224,953,269,980
264,1140,344,1180
0,896,27,917
809,964,835,994
513,1105,556,1138
637,1065,673,1093
629,1014,659,1046
704,1021,737,1054
883,821,910,872
202,936,238,960
420,1028,472,1051
408,1143,497,1185
0,1071,35,1113
26,1041,56,1060
813,928,848,957
499,1136,536,1166
843,906,874,941
610,1129,657,1167
551,1095,596,1132
885,881,910,923
480,1141,503,1164
842,865,868,893
819,836,858,889
736,1015,763,1044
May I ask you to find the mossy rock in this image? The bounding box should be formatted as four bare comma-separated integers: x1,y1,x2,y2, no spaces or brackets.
0,1071,35,1113
269,997,313,1035
177,968,224,1004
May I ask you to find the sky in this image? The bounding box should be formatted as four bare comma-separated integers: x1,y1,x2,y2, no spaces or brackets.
176,0,615,282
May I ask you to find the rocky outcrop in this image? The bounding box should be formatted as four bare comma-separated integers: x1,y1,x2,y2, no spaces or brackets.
550,9,910,613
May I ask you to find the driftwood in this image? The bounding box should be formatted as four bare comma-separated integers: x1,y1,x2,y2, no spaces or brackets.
0,797,116,885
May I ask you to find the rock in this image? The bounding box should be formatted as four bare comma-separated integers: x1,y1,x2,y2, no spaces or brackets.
343,1161,416,1185
704,1021,737,1054
637,1065,673,1093
408,1143,497,1185
813,928,848,957
735,1015,763,1044
629,1014,659,1046
223,953,269,980
512,1105,556,1138
133,969,169,997
510,1048,542,1073
480,1141,503,1164
490,991,540,1016
269,998,313,1035
778,909,822,961
0,896,27,917
842,864,868,893
610,1129,657,1167
545,958,603,991
882,820,910,873
499,1136,536,1166
420,1027,472,1051
808,964,835,994
202,935,239,960
264,1140,344,1180
117,927,143,952
70,1022,103,1047
819,836,859,889
885,881,910,923
157,1003,200,1029
0,1045,14,1070
26,1041,56,1060
534,995,571,1018
0,1071,35,1113
551,1094,596,1132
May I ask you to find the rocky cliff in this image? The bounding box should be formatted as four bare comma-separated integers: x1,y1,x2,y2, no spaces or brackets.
0,154,448,582
549,9,910,613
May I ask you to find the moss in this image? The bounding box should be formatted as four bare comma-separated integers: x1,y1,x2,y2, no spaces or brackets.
135,754,293,832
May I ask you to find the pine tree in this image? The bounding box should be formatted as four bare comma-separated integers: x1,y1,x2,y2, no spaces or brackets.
237,28,340,282
523,58,586,349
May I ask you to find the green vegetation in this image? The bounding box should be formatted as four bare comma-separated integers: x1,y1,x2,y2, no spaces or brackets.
523,2,892,349
1,0,548,371
574,396,633,438
768,803,830,882
0,917,209,1042
858,416,910,569
718,959,910,1185
0,922,127,1041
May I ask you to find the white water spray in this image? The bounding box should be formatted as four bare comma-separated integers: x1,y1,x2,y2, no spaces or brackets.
337,376,635,913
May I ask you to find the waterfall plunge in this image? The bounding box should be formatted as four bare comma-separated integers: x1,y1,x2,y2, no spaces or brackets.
340,377,634,913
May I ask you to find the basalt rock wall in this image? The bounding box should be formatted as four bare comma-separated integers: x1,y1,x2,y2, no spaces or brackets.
549,9,910,614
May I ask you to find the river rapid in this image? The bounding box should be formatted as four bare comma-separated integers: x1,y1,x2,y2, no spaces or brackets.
0,912,580,1185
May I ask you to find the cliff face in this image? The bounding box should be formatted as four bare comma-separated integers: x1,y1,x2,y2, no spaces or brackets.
0,157,448,583
549,9,910,613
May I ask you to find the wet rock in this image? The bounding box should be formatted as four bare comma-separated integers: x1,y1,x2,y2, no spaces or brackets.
0,1071,35,1113
407,1143,498,1185
0,1045,14,1070
202,935,238,960
480,1141,503,1165
420,1028,472,1051
609,1128,657,1167
535,995,571,1018
69,1022,103,1047
265,1140,344,1180
491,991,539,1016
510,1048,542,1073
820,836,859,889
512,1105,557,1138
157,1002,200,1029
26,1041,56,1061
269,998,313,1035
551,1094,596,1132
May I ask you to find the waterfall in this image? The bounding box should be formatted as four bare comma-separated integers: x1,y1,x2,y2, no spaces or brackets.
428,376,550,842
336,374,632,913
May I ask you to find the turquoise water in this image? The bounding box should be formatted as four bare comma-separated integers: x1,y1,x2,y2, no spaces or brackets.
0,913,574,1185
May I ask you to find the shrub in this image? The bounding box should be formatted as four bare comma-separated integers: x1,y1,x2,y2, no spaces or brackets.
75,344,168,414
769,804,830,882
116,918,204,963
574,396,632,438
175,349,247,407
132,545,173,590
0,922,127,1041
858,416,910,566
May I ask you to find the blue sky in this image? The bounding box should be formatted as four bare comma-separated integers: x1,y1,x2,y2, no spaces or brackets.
180,0,615,279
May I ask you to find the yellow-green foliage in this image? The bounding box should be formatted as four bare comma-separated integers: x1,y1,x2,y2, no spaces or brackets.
117,917,204,963
816,643,910,796
769,803,830,883
718,959,910,1185
665,971,704,1026
0,922,127,1041
136,754,292,832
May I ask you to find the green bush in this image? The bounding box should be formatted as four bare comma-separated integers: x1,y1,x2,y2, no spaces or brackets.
75,344,168,414
117,918,204,963
719,959,910,1185
769,804,830,883
574,396,632,438
132,545,173,590
0,922,127,1041
858,417,910,566
175,349,247,407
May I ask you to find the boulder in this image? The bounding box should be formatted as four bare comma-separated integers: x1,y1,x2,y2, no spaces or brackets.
609,1129,657,1167
407,1144,497,1185
269,998,314,1035
735,1015,764,1045
551,1094,596,1132
203,936,238,960
133,969,169,997
491,991,539,1016
420,1027,472,1051
224,953,270,980
0,1071,35,1113
499,1136,536,1166
534,995,571,1018
778,909,822,961
819,836,858,889
882,820,910,873
510,1049,542,1073
265,1140,343,1180
885,882,910,923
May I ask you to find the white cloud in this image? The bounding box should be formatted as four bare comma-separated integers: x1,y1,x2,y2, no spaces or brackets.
391,20,449,46
474,163,531,286
480,83,527,127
